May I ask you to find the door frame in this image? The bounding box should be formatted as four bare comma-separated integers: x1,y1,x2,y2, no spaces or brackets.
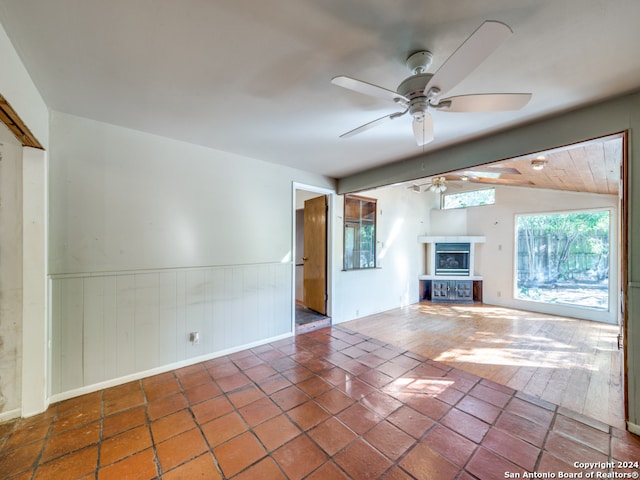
291,182,335,333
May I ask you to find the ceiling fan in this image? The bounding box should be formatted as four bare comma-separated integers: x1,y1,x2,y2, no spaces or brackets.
331,21,532,145
410,176,453,193
410,165,534,192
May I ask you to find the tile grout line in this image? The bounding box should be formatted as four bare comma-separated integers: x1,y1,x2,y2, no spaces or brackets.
269,328,409,479
457,377,508,478
310,328,410,479
534,399,560,474
28,402,57,480
141,377,164,479
325,328,473,479
213,355,289,479
184,369,229,480
322,329,420,479
271,330,375,479
209,349,329,478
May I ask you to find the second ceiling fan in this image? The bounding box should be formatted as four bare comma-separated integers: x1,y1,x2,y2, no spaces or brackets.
331,21,532,145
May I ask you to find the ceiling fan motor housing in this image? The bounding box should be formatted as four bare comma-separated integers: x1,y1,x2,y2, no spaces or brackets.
397,73,433,117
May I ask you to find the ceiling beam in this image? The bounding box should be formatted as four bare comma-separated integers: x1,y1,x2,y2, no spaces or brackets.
0,93,44,149
337,91,637,194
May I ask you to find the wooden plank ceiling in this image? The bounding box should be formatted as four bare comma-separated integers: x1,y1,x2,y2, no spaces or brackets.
430,134,623,196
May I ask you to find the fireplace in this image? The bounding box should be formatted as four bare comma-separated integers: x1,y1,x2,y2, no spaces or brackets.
435,242,471,276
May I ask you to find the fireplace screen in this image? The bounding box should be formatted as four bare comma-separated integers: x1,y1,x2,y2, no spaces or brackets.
435,243,470,276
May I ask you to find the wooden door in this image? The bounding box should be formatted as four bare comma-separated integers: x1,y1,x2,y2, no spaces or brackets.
303,195,327,315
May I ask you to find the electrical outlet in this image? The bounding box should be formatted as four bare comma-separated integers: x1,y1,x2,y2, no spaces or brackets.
190,332,200,344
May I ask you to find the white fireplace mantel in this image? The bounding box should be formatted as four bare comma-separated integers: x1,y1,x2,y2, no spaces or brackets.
418,235,486,244
418,235,486,277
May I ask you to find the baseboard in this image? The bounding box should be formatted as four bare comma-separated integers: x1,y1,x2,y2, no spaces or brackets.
627,421,640,436
49,331,293,405
0,408,21,423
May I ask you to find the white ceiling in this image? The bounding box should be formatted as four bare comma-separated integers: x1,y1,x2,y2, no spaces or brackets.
1,0,639,178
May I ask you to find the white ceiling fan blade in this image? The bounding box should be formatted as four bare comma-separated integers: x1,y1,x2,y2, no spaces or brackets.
339,110,406,138
412,113,434,146
425,21,512,97
436,93,532,112
332,75,409,105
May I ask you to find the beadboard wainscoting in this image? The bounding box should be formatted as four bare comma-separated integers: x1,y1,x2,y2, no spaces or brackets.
50,262,292,399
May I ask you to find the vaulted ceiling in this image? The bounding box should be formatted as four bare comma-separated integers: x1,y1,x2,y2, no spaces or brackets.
410,134,623,196
1,1,639,178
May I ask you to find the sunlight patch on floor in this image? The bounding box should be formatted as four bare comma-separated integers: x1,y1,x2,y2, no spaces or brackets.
384,377,455,397
418,304,583,323
434,347,594,370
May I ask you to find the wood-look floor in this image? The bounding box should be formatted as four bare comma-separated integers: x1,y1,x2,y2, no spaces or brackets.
344,302,625,429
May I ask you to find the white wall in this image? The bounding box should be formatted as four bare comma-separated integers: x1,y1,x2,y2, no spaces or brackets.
0,126,23,416
0,20,49,419
48,111,334,399
332,185,435,323
0,21,48,149
49,112,335,273
432,186,618,323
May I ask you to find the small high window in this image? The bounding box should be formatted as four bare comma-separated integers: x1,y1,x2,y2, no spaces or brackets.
443,188,495,209
344,195,376,270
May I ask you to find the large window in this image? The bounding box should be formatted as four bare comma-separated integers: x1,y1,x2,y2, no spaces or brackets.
515,210,610,310
443,188,495,209
344,195,376,270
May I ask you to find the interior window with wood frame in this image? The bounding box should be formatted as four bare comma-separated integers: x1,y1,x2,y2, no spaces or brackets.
344,194,377,270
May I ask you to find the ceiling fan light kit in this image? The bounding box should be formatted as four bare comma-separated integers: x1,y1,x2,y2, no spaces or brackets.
429,176,448,193
331,21,532,146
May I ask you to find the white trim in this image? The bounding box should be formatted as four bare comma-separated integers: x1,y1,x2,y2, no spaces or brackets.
418,236,486,278
417,235,486,243
49,260,286,279
627,421,640,436
0,408,21,422
21,147,49,417
49,331,293,405
291,182,335,332
419,275,483,281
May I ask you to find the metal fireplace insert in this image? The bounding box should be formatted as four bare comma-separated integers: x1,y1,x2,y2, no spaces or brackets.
435,242,471,276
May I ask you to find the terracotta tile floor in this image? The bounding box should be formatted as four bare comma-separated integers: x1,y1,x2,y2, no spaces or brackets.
1,325,639,479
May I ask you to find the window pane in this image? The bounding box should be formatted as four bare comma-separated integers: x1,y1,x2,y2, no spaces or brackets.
344,195,376,270
443,188,495,209
515,210,610,310
359,224,375,268
344,225,355,270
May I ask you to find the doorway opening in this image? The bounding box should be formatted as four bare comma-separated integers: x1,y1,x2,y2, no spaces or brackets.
387,131,628,424
293,185,333,333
